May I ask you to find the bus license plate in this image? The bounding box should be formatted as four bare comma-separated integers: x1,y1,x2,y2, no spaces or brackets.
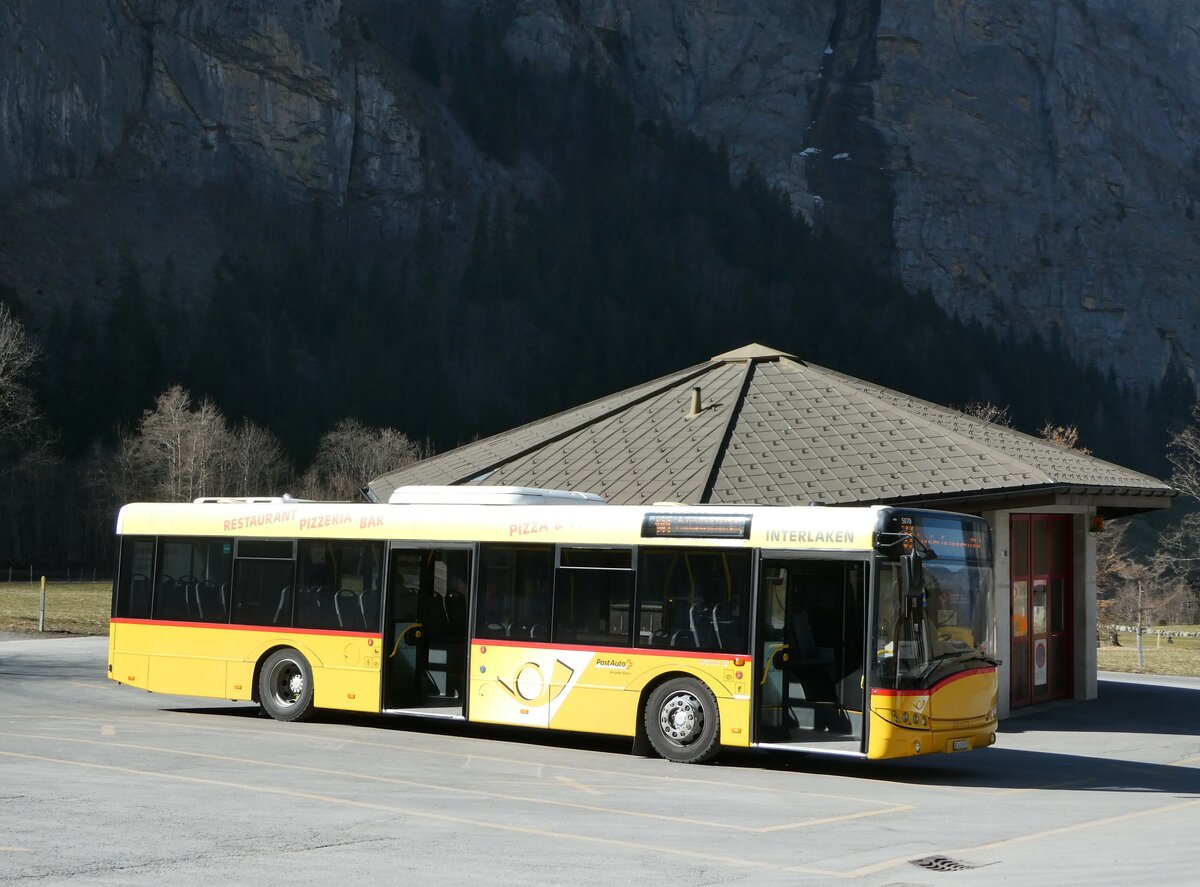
951,738,970,752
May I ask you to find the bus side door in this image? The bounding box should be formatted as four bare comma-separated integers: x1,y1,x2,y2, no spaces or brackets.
382,547,471,712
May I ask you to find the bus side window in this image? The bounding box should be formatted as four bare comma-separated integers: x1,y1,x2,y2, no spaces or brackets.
292,540,383,632
553,548,634,646
636,548,751,654
114,537,155,619
152,538,232,623
231,540,295,627
476,545,552,640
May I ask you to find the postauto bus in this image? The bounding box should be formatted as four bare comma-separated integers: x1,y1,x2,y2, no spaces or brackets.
109,487,997,763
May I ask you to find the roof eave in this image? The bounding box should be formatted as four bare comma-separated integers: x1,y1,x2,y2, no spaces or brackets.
866,483,1176,517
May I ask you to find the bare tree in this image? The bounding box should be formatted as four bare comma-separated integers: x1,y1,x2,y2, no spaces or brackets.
0,303,38,416
960,401,1013,427
0,303,53,477
1147,514,1200,624
1160,405,1200,623
1168,403,1200,499
130,387,230,501
299,418,428,500
227,421,292,497
96,388,298,504
1095,517,1196,665
961,400,1093,457
1039,422,1091,455
0,303,60,560
1096,520,1159,665
1095,520,1131,646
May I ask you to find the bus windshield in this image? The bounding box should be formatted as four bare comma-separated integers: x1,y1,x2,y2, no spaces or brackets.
874,513,996,690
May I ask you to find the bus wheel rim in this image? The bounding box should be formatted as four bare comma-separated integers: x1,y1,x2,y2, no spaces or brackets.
659,690,702,745
271,661,303,707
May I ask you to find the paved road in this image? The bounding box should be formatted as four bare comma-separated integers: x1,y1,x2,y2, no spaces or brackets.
1,636,1198,885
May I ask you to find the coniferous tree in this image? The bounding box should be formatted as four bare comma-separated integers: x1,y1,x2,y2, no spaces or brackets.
105,252,163,427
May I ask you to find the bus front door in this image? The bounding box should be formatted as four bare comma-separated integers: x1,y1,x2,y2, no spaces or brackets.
382,547,471,715
756,558,867,752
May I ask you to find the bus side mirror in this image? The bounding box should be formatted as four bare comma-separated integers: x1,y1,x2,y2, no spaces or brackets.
900,553,924,598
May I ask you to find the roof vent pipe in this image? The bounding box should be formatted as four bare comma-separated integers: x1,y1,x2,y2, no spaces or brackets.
688,386,703,417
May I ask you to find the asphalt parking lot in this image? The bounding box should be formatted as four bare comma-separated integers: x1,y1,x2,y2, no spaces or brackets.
2,635,1198,885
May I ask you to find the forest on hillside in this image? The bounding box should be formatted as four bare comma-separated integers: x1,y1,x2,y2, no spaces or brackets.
1,11,1196,571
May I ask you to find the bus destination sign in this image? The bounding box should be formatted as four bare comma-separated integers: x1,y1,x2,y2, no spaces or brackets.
641,513,753,540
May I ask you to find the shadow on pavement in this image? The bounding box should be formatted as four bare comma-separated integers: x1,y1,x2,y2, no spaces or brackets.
163,675,1200,799
742,745,1200,797
999,679,1200,737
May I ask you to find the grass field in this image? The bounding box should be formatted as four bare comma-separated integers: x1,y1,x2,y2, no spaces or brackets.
1098,630,1200,678
0,581,111,635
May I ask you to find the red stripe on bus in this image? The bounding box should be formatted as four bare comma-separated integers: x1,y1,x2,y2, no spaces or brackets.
471,636,752,661
109,617,381,639
870,666,996,697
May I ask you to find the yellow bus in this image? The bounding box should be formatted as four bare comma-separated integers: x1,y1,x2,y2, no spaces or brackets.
108,487,998,763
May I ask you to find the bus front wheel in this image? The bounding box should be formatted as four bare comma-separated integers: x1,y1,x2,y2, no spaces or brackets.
259,649,315,722
644,677,720,764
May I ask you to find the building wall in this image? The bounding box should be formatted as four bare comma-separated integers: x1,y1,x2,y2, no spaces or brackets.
983,509,1012,718
985,504,1096,719
1075,509,1099,702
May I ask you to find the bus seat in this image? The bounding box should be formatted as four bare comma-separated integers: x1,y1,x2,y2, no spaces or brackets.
272,586,292,625
359,587,380,630
335,589,365,630
299,586,338,629
689,602,716,648
155,577,188,620
195,579,225,622
177,575,199,618
714,603,747,653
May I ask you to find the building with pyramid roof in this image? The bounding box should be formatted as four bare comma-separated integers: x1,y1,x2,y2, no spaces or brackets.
369,345,1174,716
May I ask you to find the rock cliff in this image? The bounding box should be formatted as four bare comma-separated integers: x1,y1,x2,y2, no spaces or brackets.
504,0,1200,388
0,0,482,311
3,0,1198,391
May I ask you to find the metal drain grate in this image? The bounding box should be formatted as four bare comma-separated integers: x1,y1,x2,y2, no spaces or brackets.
910,855,980,873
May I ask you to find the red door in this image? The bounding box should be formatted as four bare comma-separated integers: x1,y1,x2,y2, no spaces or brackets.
1010,516,1073,707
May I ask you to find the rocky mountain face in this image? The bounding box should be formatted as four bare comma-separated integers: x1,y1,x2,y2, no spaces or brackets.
3,0,1199,391
516,0,1200,388
1,0,484,314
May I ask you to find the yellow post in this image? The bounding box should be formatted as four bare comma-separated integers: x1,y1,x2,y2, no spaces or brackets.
39,576,46,633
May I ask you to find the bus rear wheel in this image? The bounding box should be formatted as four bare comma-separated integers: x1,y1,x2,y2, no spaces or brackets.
259,648,315,722
644,678,720,764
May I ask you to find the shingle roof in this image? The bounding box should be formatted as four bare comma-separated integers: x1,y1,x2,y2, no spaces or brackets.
367,345,1174,513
